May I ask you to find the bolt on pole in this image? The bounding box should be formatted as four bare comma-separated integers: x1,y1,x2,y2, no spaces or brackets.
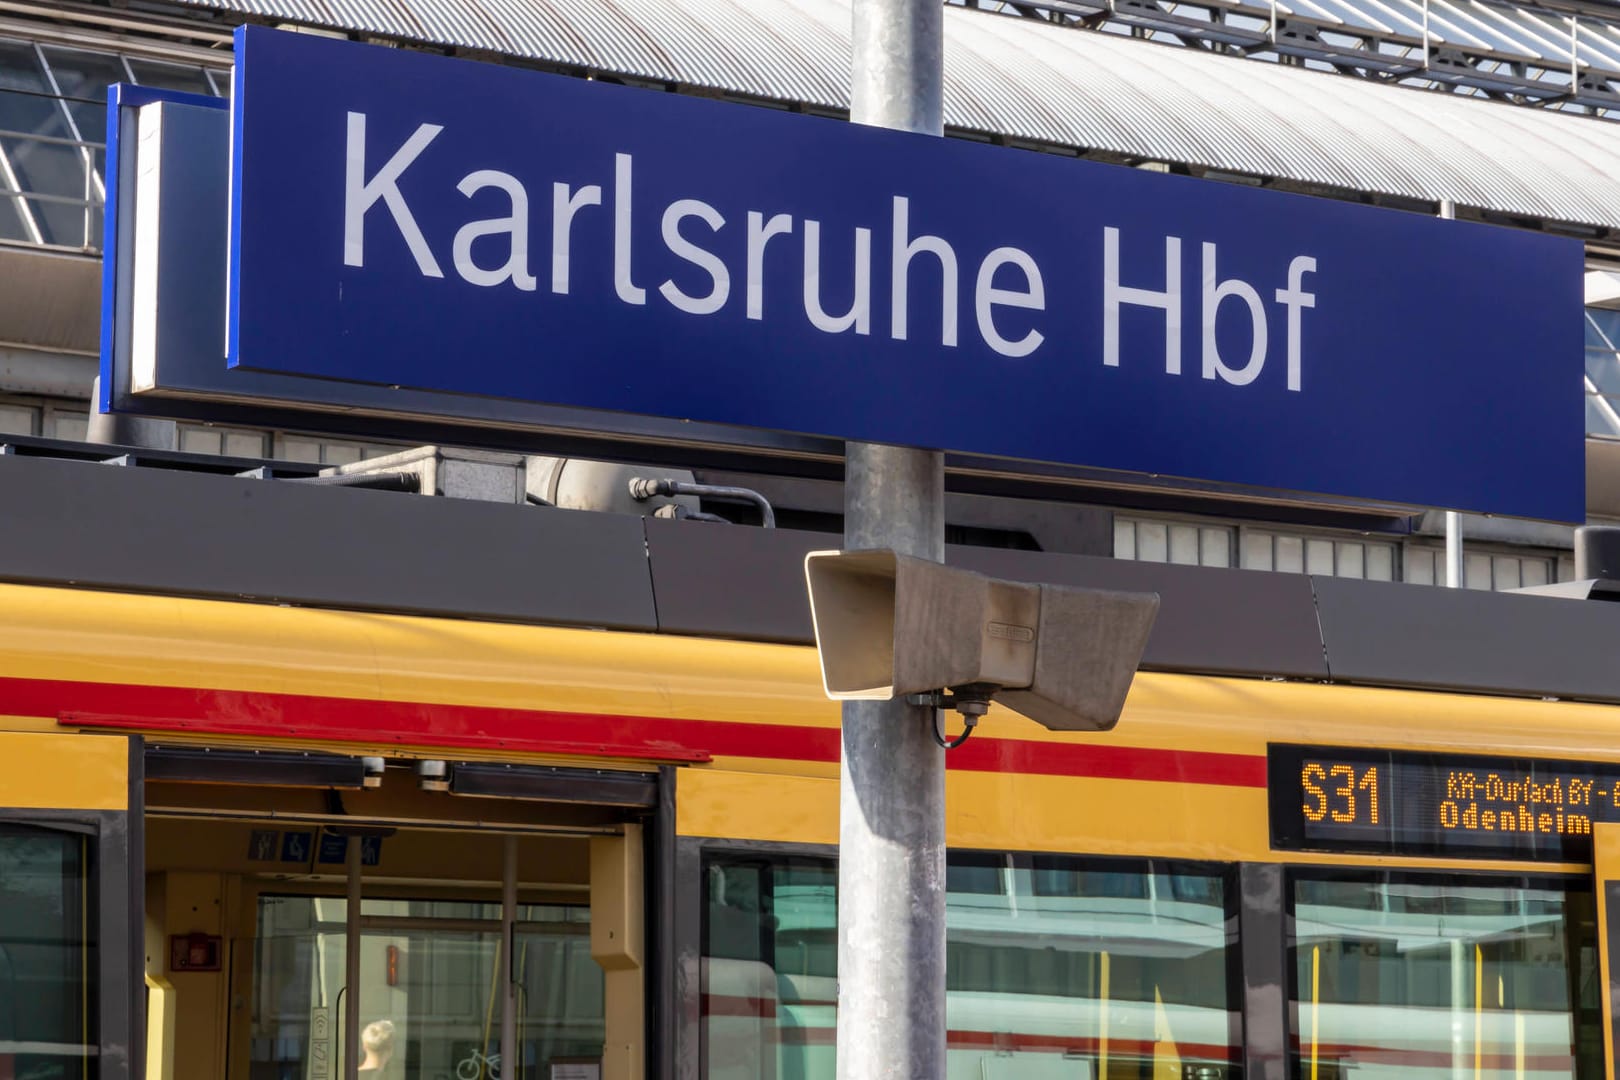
837,1,948,1078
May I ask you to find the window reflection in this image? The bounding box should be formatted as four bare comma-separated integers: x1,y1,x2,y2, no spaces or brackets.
702,853,1241,1080
1584,309,1620,438
1290,873,1601,1078
0,824,94,1080
0,36,228,249
251,896,603,1080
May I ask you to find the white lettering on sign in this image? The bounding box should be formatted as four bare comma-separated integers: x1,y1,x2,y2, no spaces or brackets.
343,112,444,277
338,112,1318,384
1202,241,1267,386
659,199,729,315
746,211,792,322
1101,228,1316,391
891,195,959,347
976,247,1045,359
1276,255,1318,392
1103,227,1182,374
550,181,602,295
802,219,871,335
453,170,537,291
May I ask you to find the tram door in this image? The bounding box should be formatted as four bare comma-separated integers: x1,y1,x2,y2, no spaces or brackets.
248,854,608,1080
1596,823,1620,1077
143,759,653,1080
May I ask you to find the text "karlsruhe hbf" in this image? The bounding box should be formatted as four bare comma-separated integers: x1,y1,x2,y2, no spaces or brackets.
343,112,1319,386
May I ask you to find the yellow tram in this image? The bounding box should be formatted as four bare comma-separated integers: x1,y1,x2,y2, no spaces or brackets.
1,577,1618,1080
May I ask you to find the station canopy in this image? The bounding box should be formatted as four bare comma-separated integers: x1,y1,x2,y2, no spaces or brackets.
173,0,1620,229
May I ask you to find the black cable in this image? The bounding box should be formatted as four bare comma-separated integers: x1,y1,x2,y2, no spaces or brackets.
628,477,776,527
931,709,978,750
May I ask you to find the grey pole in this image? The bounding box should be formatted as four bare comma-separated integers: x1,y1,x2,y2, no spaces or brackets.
500,835,517,1080
345,837,362,1080
839,4,947,1078
1439,199,1464,589
1444,511,1464,587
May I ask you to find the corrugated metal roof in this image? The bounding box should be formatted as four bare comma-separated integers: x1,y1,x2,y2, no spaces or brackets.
172,0,1620,229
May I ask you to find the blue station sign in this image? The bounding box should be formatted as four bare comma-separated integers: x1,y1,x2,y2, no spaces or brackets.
225,26,1583,520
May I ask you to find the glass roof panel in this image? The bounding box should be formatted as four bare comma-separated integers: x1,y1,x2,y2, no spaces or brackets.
1467,3,1572,59
1586,349,1620,395
126,58,214,97
1356,0,1427,40
1587,391,1620,437
1277,0,1357,28
1587,309,1620,350
1423,1,1499,51
1575,21,1620,75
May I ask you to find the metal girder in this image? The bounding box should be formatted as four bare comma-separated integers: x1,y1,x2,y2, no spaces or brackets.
985,0,1620,116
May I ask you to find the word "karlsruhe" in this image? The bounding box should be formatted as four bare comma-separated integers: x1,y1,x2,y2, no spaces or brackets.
343,112,1319,388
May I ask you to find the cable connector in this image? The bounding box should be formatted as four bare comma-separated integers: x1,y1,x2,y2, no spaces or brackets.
906,686,994,750
628,477,776,527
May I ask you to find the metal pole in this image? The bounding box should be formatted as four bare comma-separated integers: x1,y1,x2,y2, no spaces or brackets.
345,837,362,1080
840,9,947,1079
1572,15,1580,93
500,835,517,1080
1422,0,1431,69
840,7,946,1077
1445,511,1464,587
838,447,945,1080
1439,199,1463,589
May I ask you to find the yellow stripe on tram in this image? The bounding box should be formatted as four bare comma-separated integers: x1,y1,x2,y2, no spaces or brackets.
1098,950,1109,1078
1310,945,1320,1080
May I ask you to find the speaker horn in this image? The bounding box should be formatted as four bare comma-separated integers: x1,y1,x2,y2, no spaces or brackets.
804,549,1158,732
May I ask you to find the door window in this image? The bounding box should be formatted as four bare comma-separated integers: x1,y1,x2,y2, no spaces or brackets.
250,897,603,1080
0,824,94,1080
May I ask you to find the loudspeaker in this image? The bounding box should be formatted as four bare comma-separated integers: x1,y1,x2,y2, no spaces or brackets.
804,549,1159,732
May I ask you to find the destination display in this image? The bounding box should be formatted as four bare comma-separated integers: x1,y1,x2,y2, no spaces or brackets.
1269,744,1620,860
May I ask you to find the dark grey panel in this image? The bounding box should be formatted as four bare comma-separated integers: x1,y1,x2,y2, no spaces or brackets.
1239,863,1288,1080
1314,575,1620,703
448,763,658,806
145,746,367,787
0,455,657,628
646,523,1329,676
954,549,1330,678
645,518,827,642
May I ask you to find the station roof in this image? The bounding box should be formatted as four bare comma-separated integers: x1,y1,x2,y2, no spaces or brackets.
169,0,1620,231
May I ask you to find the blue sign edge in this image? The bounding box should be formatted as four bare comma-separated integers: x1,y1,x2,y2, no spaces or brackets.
99,83,229,416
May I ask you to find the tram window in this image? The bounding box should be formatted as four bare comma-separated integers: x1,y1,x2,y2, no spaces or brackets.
700,851,1242,1080
0,824,93,1080
1288,872,1603,1078
250,896,603,1080
945,854,1004,896
1031,857,1153,900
